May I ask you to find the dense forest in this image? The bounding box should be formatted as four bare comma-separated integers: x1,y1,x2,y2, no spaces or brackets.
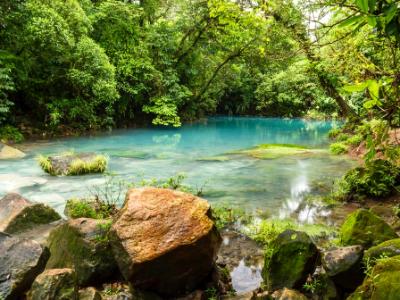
1,0,399,140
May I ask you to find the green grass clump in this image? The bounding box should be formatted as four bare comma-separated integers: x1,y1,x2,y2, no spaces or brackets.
68,155,108,175
346,134,363,146
329,142,348,155
37,155,56,175
65,198,99,219
0,125,24,143
245,219,336,246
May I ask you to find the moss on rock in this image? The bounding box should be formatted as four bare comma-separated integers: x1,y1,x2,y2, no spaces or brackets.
347,256,400,300
262,229,319,291
340,209,398,248
364,238,400,263
229,144,323,160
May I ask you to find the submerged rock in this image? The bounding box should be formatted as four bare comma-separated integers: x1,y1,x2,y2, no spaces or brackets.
78,287,102,300
339,209,398,248
0,143,25,159
364,238,400,263
347,255,400,300
262,230,319,291
229,144,324,160
0,233,49,300
46,218,118,285
27,268,77,300
109,188,222,296
322,245,364,291
0,193,61,234
38,152,107,176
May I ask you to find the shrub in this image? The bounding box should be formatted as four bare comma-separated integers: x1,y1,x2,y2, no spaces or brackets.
328,128,342,139
330,142,348,155
336,159,400,200
211,204,253,229
336,133,350,142
65,198,99,219
346,134,363,146
0,125,24,143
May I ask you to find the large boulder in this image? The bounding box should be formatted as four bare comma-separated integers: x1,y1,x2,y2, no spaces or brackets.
27,268,77,300
0,233,49,300
262,230,319,291
347,255,400,300
364,238,400,263
322,245,364,291
109,188,222,296
0,193,61,234
0,143,25,159
46,218,118,285
340,209,397,248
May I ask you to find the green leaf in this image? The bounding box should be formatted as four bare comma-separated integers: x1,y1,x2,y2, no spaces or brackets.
342,81,369,92
339,15,364,28
384,4,398,23
368,0,376,11
367,80,379,100
356,0,369,13
367,16,377,27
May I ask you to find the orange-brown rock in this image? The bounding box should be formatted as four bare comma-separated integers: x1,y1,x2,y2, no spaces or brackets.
109,188,222,296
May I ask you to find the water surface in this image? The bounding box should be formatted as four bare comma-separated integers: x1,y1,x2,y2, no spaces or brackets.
0,117,352,219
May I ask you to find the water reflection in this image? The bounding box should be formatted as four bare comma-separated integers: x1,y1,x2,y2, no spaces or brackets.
231,259,263,294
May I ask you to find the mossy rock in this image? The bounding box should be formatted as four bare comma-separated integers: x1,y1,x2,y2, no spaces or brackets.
0,193,61,234
46,218,118,285
364,238,400,263
347,255,400,300
229,144,324,160
262,229,319,291
340,209,398,248
37,153,107,176
27,268,77,300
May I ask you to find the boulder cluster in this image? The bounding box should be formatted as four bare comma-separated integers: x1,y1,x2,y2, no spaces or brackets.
0,189,223,300
1,189,400,300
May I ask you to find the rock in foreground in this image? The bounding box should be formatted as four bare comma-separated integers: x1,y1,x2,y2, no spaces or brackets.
0,193,61,234
110,188,222,296
27,268,77,300
38,152,107,176
262,230,318,291
46,218,118,285
340,209,398,248
0,233,49,300
322,245,364,291
348,255,400,300
364,238,400,263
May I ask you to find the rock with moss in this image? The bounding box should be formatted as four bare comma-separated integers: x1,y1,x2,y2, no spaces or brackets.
46,218,118,285
262,230,319,291
78,287,102,300
0,233,50,300
0,142,25,159
37,152,107,176
347,255,400,300
364,238,400,263
322,245,364,291
0,193,61,234
64,199,99,219
340,209,398,248
27,268,77,300
270,288,308,300
229,144,323,160
109,188,222,296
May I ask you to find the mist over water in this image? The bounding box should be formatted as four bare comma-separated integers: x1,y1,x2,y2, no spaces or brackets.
0,117,353,217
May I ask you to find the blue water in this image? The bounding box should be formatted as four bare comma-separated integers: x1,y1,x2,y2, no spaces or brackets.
0,117,353,219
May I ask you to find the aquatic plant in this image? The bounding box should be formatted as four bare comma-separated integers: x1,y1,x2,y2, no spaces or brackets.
68,155,108,175
245,219,336,246
37,155,55,175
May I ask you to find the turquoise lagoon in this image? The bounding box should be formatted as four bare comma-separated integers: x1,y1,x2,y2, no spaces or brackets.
0,117,353,220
